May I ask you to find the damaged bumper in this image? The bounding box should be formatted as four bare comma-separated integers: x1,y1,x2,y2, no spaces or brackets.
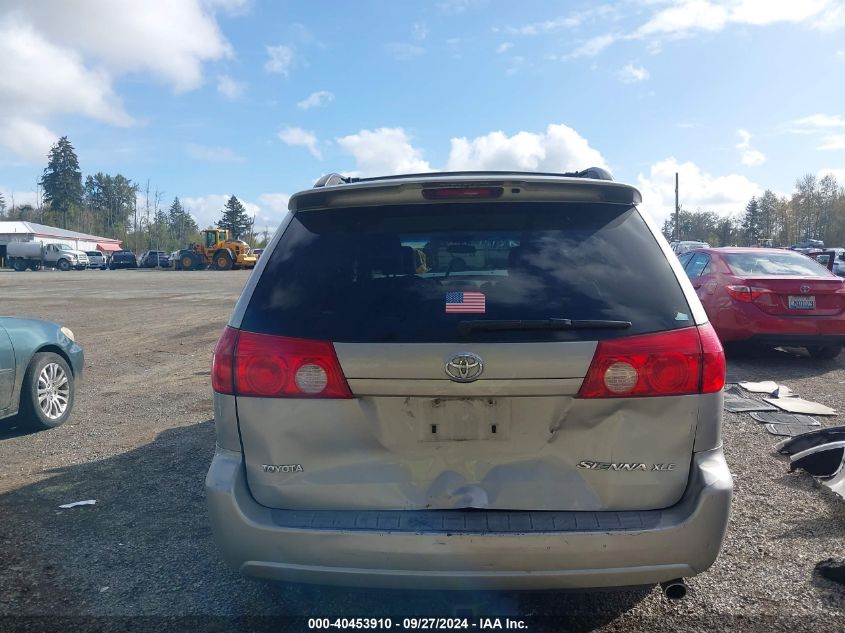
205,447,732,590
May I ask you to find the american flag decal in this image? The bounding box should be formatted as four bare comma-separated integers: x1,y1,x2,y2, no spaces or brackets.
445,291,486,314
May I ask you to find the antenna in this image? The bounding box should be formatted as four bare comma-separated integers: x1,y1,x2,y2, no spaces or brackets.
675,172,680,242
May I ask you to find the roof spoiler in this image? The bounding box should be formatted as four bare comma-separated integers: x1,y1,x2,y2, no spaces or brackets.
312,167,614,189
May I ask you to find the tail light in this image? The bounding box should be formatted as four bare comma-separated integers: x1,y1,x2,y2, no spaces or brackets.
726,285,772,303
422,187,504,200
577,324,725,399
211,327,352,399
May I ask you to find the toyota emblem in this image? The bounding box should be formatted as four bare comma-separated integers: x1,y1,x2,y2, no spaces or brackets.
800,284,811,294
445,352,484,382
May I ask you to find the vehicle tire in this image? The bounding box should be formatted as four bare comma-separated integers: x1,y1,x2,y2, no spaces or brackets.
18,352,75,431
180,253,197,271
807,345,842,360
57,259,71,272
213,251,233,271
29,263,41,271
13,259,26,272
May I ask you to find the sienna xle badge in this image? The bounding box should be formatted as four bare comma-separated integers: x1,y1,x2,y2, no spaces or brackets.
206,168,732,596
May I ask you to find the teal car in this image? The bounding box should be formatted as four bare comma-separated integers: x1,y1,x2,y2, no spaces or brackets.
0,318,83,431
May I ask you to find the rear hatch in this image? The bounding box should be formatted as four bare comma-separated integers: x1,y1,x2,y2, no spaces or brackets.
723,251,845,316
228,198,713,512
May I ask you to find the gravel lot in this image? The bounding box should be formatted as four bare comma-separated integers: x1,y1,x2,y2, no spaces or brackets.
0,269,843,632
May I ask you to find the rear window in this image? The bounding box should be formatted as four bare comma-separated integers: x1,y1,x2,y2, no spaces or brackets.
243,203,692,343
724,252,832,277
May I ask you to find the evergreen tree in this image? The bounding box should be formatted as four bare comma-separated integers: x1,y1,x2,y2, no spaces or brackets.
741,197,762,245
216,195,251,239
757,189,778,242
40,136,83,229
168,197,199,245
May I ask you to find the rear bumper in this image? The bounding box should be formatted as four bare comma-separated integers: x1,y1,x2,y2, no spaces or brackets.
205,447,733,590
716,303,845,343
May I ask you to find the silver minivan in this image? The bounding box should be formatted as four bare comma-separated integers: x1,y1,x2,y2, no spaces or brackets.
206,169,732,593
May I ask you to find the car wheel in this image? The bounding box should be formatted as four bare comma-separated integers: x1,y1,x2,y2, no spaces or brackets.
18,352,75,431
214,251,233,271
13,260,27,272
807,345,842,360
57,259,71,271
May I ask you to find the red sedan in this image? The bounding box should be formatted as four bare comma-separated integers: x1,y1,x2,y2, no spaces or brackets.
678,248,845,359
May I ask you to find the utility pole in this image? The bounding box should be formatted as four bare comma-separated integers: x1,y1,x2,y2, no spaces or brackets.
674,172,680,242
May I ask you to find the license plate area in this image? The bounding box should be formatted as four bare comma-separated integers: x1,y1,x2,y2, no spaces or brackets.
419,398,510,442
788,295,816,310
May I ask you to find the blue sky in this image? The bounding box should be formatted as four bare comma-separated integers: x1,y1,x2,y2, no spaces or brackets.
2,0,845,231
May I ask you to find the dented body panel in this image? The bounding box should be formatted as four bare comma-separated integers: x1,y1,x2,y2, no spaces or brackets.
205,446,733,590
237,390,699,512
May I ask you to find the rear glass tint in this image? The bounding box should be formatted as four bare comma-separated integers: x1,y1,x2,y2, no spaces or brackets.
724,252,831,277
243,203,691,343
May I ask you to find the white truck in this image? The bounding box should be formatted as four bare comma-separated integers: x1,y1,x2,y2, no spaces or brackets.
7,242,90,271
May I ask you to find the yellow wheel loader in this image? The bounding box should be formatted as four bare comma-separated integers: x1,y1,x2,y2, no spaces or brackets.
176,229,257,271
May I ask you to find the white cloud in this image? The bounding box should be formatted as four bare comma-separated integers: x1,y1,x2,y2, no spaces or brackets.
792,113,845,128
637,158,763,226
740,149,765,166
566,34,618,58
497,42,514,53
818,134,845,150
217,74,245,100
0,0,233,161
181,194,258,231
336,128,432,177
0,188,40,209
735,128,766,165
447,124,607,172
297,90,335,110
740,149,766,165
0,20,134,126
4,0,232,91
818,168,845,183
203,0,252,15
732,0,833,26
278,127,321,159
185,143,245,162
0,119,59,163
412,22,429,41
436,0,482,15
257,193,291,215
182,192,290,231
619,62,650,83
637,1,730,37
562,0,837,58
508,6,618,35
264,44,294,76
386,42,425,60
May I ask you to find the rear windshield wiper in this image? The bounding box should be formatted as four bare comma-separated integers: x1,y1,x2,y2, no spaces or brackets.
458,318,632,336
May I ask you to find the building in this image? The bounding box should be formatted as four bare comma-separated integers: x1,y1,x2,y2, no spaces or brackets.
0,221,123,267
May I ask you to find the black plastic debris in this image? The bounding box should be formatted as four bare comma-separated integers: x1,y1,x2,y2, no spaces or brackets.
724,396,778,413
777,425,845,456
815,559,845,585
765,423,823,437
789,441,845,478
750,412,821,426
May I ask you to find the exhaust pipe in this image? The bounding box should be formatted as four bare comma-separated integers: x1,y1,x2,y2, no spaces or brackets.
660,579,688,600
